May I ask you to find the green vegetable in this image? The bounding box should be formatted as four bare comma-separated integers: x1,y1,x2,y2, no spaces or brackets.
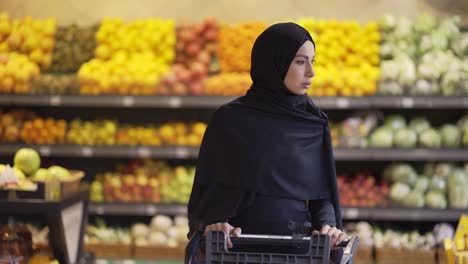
440,124,461,147
370,127,394,148
425,190,447,209
390,182,411,204
395,128,418,148
419,128,441,148
448,169,468,209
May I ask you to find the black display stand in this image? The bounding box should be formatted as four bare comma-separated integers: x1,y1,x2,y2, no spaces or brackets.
0,188,89,264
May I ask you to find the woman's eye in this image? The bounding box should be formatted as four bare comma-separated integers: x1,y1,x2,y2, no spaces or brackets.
296,60,305,65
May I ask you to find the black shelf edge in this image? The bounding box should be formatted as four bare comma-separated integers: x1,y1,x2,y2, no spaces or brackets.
88,202,187,216
0,95,466,109
333,148,468,161
341,207,467,221
0,145,466,160
87,203,466,221
0,145,200,159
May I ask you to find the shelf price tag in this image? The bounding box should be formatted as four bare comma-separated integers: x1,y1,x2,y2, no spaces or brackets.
122,96,135,107
175,147,190,158
336,98,350,109
137,147,151,158
95,206,104,215
39,146,51,157
168,97,182,108
49,96,62,106
401,97,414,108
344,208,359,219
81,147,93,157
146,205,157,215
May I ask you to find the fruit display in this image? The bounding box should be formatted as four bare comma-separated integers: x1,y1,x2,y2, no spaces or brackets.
0,13,12,46
379,13,467,96
338,171,390,208
0,109,37,143
85,218,132,245
330,111,380,148
20,117,67,145
369,114,468,148
0,52,40,94
0,164,36,191
78,18,175,95
66,119,117,146
31,74,79,94
203,72,251,96
48,24,98,73
175,18,219,71
298,18,380,96
90,159,194,204
158,63,206,95
116,126,161,146
131,215,188,247
218,22,267,73
384,162,468,209
4,15,56,70
157,122,206,146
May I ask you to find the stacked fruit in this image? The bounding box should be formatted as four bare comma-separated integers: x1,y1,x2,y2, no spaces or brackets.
0,52,40,94
0,13,12,49
90,159,195,203
385,162,468,209
204,72,251,96
5,15,56,70
78,18,175,95
298,18,380,96
66,119,117,145
338,172,390,207
116,126,161,146
218,22,267,73
157,18,219,96
158,121,206,146
0,109,36,143
48,24,98,73
20,118,67,145
31,74,79,94
131,215,189,247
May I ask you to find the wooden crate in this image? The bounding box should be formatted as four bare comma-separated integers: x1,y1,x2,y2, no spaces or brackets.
84,243,132,259
354,246,374,264
376,248,436,264
134,245,185,260
437,247,448,264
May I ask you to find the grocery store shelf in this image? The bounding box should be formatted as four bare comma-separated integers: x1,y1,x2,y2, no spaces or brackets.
0,95,235,108
88,203,466,221
0,145,466,160
333,148,468,161
0,144,200,159
89,202,187,216
342,207,467,222
0,95,467,109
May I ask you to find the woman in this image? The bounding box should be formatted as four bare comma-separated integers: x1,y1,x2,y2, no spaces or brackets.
187,22,346,249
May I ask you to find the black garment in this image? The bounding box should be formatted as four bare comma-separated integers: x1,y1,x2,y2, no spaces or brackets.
187,22,342,237
229,195,336,235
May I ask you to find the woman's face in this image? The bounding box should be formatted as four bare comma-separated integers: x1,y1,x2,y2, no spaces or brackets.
283,40,315,95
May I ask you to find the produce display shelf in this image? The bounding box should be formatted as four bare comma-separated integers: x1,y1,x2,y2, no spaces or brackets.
0,145,466,161
88,202,467,222
0,95,466,109
88,202,187,216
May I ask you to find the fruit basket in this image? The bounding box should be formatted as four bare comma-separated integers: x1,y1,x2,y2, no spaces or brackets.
375,247,436,264
84,243,133,259
0,170,85,200
133,245,186,260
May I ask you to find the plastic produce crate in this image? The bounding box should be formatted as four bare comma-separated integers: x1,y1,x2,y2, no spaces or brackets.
186,231,359,264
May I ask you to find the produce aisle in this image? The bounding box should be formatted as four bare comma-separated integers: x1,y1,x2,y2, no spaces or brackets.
0,1,467,263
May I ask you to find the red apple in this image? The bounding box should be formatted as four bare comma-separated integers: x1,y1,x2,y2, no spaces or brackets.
204,28,218,41
172,82,187,95
187,81,204,95
196,50,211,66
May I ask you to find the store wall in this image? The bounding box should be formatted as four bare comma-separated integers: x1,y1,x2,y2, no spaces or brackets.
0,0,467,25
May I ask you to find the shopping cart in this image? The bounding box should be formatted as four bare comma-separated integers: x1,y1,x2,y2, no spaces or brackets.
185,222,359,264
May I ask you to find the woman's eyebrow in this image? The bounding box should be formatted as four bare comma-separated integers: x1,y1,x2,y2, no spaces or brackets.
295,54,315,60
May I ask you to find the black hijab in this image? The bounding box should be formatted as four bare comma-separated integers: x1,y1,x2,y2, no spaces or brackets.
187,22,342,236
